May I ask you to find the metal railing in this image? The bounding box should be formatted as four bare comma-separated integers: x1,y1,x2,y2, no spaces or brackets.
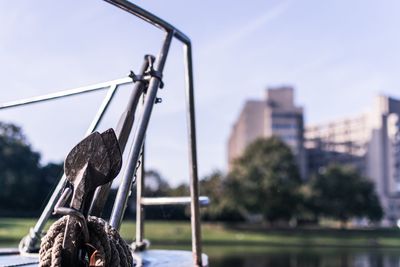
0,77,134,255
102,2,204,265
1,1,205,266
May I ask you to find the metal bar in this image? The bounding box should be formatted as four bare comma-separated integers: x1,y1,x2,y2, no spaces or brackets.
135,85,146,248
88,57,150,217
19,83,122,253
87,84,118,132
184,43,203,267
141,196,210,207
103,2,204,265
0,77,132,110
135,145,145,247
109,31,174,230
104,0,190,44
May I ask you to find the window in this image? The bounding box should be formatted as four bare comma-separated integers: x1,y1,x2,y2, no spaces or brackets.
272,124,297,130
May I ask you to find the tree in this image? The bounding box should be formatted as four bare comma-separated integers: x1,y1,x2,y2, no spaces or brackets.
0,122,42,212
144,169,170,197
0,122,62,215
199,171,244,221
227,137,302,223
137,169,189,220
310,165,383,226
39,162,64,200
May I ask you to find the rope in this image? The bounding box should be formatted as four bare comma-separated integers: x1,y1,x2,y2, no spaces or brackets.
39,216,133,267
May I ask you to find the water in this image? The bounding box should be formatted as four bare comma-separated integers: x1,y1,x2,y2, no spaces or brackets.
205,246,400,267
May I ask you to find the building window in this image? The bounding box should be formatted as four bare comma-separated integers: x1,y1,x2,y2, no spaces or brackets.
272,113,299,119
272,124,297,130
280,135,298,141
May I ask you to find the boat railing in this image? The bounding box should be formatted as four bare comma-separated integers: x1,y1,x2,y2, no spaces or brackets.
0,77,135,256
0,1,205,266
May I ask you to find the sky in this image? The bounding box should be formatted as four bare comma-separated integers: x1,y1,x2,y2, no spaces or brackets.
0,0,400,185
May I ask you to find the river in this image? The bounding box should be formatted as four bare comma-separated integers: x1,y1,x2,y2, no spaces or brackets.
204,246,400,267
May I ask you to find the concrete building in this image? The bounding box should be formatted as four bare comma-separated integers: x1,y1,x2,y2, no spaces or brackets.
306,114,369,176
228,85,400,223
228,86,306,179
306,95,400,224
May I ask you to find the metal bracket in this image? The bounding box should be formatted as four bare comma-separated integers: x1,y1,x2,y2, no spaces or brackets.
129,55,164,89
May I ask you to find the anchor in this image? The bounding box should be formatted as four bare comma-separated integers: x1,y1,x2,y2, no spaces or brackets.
54,128,122,266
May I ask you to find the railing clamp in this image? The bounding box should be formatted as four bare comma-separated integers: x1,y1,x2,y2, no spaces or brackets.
129,55,164,89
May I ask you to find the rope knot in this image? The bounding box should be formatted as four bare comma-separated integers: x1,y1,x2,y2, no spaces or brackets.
39,216,133,267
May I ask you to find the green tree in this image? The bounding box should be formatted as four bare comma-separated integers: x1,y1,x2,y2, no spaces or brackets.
227,137,302,223
144,169,170,197
39,162,64,200
311,165,383,226
200,171,243,221
0,122,41,212
0,122,62,215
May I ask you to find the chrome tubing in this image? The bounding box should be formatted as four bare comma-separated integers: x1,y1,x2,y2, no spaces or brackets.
109,31,174,230
184,43,202,267
0,77,131,110
89,57,150,217
103,0,190,43
103,1,203,265
141,196,210,207
135,146,145,248
87,84,118,132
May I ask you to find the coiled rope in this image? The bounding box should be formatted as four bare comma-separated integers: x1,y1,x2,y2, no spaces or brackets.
39,216,133,267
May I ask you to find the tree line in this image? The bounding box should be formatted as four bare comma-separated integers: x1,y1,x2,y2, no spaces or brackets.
198,137,383,226
0,122,63,216
134,136,383,226
0,122,383,226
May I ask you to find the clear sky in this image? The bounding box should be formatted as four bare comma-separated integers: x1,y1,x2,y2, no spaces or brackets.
0,0,399,185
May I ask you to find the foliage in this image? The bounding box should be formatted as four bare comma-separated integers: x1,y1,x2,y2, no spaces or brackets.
310,165,383,224
0,122,62,215
144,169,170,197
294,184,320,225
200,171,244,221
227,137,302,223
0,121,384,226
140,169,188,220
168,183,189,197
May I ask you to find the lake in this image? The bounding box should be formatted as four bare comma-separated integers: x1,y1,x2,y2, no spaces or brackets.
203,246,400,267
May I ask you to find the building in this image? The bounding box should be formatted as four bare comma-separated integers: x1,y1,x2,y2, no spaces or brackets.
228,86,307,179
228,85,400,224
306,114,369,176
306,95,400,224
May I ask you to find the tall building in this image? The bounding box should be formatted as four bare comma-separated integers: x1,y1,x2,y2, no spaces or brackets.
306,95,400,224
228,87,306,179
228,85,400,224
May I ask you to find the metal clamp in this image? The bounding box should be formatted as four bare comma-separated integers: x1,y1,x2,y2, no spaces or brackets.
129,55,164,89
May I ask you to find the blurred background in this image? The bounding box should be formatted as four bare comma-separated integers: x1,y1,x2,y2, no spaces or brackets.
1,1,400,266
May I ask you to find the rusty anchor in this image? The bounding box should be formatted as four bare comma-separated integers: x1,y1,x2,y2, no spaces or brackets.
54,128,122,267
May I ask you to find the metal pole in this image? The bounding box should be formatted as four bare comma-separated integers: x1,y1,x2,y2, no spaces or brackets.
184,43,203,266
0,77,131,110
135,145,145,248
102,2,203,264
89,57,150,217
104,0,190,44
110,31,174,230
19,84,121,252
87,84,118,132
140,196,209,206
